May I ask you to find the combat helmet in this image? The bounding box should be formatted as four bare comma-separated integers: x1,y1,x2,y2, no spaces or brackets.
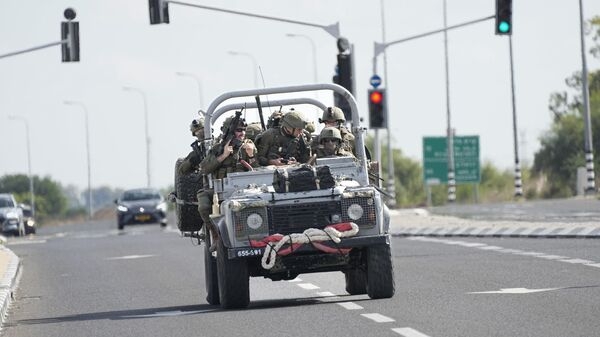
319,127,342,143
189,117,205,136
220,115,248,133
280,110,307,129
319,106,345,123
245,122,263,141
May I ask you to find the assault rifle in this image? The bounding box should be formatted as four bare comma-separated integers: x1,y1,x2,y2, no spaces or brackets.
215,109,243,156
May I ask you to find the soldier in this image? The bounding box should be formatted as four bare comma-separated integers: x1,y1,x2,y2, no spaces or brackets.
256,110,311,166
197,116,258,250
245,121,263,143
318,106,355,154
315,127,354,158
178,116,207,175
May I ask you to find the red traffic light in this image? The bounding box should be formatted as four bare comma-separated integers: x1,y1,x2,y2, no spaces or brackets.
370,90,383,104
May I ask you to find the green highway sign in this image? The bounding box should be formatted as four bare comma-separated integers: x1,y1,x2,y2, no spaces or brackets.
423,136,480,185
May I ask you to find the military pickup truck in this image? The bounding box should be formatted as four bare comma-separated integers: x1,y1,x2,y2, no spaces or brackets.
174,84,394,309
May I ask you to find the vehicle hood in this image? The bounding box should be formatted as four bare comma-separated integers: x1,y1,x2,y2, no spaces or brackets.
0,207,22,218
119,200,162,209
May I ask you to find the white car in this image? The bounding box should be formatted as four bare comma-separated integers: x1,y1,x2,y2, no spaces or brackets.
0,193,25,236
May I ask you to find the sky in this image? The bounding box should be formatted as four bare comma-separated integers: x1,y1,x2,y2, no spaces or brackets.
1,0,600,192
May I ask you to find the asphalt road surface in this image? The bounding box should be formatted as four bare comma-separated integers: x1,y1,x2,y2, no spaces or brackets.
3,219,600,337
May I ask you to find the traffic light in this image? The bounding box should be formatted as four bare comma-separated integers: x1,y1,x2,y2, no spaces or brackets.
368,89,387,129
495,0,512,35
61,8,79,62
333,37,354,122
149,0,170,24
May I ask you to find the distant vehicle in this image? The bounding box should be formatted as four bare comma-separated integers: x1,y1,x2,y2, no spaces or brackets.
114,188,167,230
19,203,36,235
0,193,25,236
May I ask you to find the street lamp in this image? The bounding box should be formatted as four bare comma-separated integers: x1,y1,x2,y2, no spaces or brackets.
175,71,204,108
7,115,35,218
227,50,259,88
63,100,93,219
285,33,318,84
122,86,152,188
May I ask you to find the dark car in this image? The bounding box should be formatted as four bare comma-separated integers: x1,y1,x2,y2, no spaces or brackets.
19,203,36,235
115,188,167,230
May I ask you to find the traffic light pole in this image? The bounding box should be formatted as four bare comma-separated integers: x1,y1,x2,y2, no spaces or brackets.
0,40,65,60
161,0,340,38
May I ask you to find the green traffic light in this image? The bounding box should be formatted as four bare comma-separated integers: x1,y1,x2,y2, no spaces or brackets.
498,21,511,33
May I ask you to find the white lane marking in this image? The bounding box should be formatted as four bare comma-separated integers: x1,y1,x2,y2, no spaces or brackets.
316,291,336,297
361,313,395,323
559,258,596,264
338,302,363,310
287,277,303,282
468,287,561,294
106,254,155,260
456,242,486,248
477,245,503,250
392,327,432,337
537,254,568,260
297,283,320,290
514,251,545,256
7,239,47,245
587,263,600,268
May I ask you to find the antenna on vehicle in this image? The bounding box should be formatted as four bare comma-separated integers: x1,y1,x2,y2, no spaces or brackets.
258,66,273,115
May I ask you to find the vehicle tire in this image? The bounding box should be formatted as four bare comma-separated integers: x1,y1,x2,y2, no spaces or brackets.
174,159,204,232
217,238,249,309
366,243,395,299
204,231,220,305
344,268,367,295
118,221,125,230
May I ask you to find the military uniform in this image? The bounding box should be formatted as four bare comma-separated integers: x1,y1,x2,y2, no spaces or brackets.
315,127,355,158
256,110,311,165
317,106,356,154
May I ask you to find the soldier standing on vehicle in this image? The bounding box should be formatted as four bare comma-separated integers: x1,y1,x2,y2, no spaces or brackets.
315,127,355,158
256,110,311,166
198,115,258,250
178,116,207,175
317,106,355,154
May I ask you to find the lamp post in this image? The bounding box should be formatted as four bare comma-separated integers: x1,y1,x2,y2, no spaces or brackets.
175,71,204,108
63,100,93,219
227,51,259,88
7,115,35,218
123,86,152,187
285,33,318,84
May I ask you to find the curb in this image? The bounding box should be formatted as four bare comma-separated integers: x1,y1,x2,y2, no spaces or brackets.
0,246,20,328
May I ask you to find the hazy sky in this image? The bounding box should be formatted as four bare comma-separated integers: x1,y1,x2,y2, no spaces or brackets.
1,0,600,191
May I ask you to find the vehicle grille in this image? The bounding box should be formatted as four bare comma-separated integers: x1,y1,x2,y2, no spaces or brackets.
234,207,269,238
269,201,341,235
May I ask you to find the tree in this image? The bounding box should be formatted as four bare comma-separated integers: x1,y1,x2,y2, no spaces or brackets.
0,174,68,221
533,16,600,197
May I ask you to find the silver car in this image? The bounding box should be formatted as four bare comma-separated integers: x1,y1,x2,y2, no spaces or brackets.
0,193,25,236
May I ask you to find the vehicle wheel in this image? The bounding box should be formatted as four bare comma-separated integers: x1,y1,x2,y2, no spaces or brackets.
204,231,220,305
366,243,395,299
344,268,367,295
217,238,249,309
160,221,167,228
118,221,125,230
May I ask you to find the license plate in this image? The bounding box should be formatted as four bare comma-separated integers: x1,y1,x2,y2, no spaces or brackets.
135,214,151,221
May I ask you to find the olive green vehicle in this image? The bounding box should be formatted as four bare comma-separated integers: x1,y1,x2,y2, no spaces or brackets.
175,84,394,309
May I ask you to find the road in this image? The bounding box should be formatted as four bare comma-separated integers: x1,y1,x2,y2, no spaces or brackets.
3,219,600,337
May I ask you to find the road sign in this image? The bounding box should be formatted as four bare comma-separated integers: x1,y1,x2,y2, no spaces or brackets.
370,74,381,88
423,136,480,185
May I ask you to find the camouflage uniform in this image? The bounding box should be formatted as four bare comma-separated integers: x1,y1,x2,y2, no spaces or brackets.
256,111,311,165
245,122,263,143
197,117,258,249
316,106,356,154
178,116,207,175
315,127,355,158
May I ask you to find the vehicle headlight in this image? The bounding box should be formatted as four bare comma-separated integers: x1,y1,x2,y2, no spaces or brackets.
26,219,35,227
117,205,128,212
346,204,364,220
156,202,167,212
246,213,263,230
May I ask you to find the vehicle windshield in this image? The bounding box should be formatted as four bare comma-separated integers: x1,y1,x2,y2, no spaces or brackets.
0,198,15,208
122,191,161,201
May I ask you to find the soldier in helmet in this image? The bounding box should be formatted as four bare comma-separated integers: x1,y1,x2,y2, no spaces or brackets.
256,110,311,166
315,127,354,158
318,106,355,154
245,121,263,143
178,116,207,175
197,115,258,250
